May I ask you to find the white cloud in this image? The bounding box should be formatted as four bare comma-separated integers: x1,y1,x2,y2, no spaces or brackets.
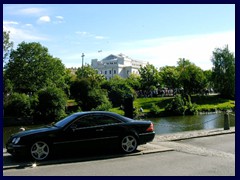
114,31,235,70
56,31,235,70
56,16,64,20
3,21,19,25
75,31,107,40
37,16,51,23
19,7,47,15
3,24,49,47
54,16,64,24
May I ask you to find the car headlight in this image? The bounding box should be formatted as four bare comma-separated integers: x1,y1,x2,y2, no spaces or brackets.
12,137,21,144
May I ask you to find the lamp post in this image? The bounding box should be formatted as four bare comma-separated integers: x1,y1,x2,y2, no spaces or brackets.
81,53,85,68
81,53,85,78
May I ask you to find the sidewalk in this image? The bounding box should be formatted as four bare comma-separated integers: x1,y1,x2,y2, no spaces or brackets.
138,127,235,154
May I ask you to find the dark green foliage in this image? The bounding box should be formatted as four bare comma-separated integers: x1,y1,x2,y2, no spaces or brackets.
4,93,31,117
101,76,136,107
33,87,67,123
165,95,187,115
165,94,197,115
149,103,162,116
70,78,112,111
5,42,67,94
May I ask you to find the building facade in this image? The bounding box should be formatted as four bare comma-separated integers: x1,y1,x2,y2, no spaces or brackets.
91,53,147,80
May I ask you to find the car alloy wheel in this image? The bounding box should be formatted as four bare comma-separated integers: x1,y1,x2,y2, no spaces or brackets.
121,135,137,153
31,141,50,161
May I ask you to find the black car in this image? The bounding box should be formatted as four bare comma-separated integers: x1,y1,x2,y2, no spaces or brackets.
6,111,155,161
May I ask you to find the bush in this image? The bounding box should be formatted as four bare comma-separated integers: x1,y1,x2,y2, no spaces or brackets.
149,103,162,116
101,76,136,107
4,93,31,117
165,95,187,115
33,87,67,123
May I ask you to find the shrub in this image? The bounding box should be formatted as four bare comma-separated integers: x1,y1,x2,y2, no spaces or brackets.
165,94,187,115
33,87,67,123
149,103,162,116
4,93,31,117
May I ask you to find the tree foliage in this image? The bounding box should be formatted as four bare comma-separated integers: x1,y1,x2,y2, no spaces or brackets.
3,30,13,64
159,66,180,91
4,42,67,94
70,78,112,111
101,76,135,107
165,94,197,116
177,58,206,96
4,93,31,117
138,63,161,91
126,74,141,91
211,45,235,99
33,87,67,123
76,64,105,85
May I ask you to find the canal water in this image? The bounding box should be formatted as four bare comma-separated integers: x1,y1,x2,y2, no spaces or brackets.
3,113,235,147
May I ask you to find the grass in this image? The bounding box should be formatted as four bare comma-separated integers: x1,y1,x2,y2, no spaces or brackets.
110,95,235,116
69,95,235,116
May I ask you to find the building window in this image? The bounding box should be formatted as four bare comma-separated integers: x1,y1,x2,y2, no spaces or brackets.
114,70,116,74
105,71,107,75
109,70,111,74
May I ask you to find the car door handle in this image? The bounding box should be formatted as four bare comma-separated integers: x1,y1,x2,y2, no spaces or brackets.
96,129,104,132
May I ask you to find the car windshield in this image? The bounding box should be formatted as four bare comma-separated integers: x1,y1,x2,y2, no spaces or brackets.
54,114,80,128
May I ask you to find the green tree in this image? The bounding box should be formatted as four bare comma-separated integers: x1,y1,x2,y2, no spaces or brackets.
64,69,77,98
3,30,13,64
4,42,67,94
33,87,67,123
4,93,31,117
159,66,180,92
177,58,206,96
203,70,213,92
101,75,135,107
211,45,235,99
138,63,161,91
126,74,141,91
76,64,105,86
70,78,111,111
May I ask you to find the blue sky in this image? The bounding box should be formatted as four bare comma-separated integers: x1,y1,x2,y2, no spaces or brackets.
3,4,235,70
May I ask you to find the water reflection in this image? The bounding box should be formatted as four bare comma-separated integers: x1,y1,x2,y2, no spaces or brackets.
148,113,235,135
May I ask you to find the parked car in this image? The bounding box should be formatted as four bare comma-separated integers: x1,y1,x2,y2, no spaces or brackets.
6,111,155,161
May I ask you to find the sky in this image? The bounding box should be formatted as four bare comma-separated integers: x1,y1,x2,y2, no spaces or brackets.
3,4,235,70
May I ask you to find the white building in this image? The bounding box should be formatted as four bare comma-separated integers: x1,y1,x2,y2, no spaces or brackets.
91,53,148,80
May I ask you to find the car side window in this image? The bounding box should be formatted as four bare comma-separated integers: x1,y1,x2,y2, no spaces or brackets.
94,115,122,126
72,116,96,128
70,114,122,129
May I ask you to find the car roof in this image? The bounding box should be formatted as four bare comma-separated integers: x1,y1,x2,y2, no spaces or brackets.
72,111,132,122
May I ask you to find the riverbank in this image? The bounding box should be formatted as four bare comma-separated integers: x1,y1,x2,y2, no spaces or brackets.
110,95,235,118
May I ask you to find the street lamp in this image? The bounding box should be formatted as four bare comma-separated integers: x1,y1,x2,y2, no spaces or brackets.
81,53,85,68
81,53,85,78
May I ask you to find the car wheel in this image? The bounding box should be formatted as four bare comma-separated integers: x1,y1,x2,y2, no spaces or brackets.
121,135,138,153
30,141,50,161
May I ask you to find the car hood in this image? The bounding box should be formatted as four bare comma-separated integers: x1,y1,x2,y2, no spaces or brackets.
12,125,59,138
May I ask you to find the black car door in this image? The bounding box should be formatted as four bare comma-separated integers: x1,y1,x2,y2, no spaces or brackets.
90,114,125,147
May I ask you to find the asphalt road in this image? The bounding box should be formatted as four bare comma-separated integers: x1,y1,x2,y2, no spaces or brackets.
3,131,235,176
